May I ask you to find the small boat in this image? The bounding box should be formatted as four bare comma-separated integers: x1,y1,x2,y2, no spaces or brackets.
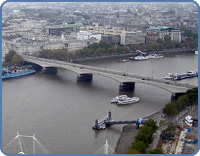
134,55,148,61
160,76,174,80
147,53,164,59
2,68,36,79
118,59,129,63
117,97,140,105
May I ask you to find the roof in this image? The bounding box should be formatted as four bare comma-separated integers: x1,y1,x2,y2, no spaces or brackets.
149,26,178,31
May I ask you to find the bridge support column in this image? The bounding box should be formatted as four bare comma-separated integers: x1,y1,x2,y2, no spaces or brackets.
42,67,57,74
119,82,135,91
77,73,93,81
171,93,185,101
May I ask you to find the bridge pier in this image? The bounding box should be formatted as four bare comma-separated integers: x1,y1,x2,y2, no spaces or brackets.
77,73,93,81
42,67,57,74
171,92,186,101
119,82,135,91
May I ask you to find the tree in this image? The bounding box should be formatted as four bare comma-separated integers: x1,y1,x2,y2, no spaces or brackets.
162,122,176,139
164,35,171,43
146,148,163,154
11,54,23,66
131,140,146,153
127,148,141,154
144,119,158,133
3,50,23,67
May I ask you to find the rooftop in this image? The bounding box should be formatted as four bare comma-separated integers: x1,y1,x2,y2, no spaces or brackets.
149,26,178,31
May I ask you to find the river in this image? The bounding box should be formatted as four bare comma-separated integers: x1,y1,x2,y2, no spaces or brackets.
2,52,198,154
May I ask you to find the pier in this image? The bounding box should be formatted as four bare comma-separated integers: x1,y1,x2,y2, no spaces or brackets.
92,111,148,130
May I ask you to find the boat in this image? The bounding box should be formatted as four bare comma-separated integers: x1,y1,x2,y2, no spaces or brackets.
161,71,198,81
117,97,140,105
118,59,129,63
134,55,148,61
160,76,174,80
111,95,127,103
187,71,198,77
147,53,164,59
2,68,36,79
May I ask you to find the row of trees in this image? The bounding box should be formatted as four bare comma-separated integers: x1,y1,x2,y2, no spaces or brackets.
127,119,163,154
130,35,197,52
163,88,198,116
38,40,128,60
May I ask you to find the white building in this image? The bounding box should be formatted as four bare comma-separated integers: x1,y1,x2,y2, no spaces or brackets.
77,31,101,42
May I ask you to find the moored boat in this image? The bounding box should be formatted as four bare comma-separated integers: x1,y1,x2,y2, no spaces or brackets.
134,55,148,61
118,59,129,63
147,53,164,59
2,68,36,79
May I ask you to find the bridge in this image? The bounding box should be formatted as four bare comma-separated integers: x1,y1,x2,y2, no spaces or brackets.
92,111,148,130
23,55,197,98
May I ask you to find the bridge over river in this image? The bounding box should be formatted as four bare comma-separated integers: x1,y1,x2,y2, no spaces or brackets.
23,55,197,99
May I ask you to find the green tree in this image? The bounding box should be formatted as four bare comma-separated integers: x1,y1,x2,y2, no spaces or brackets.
144,119,158,133
11,54,23,66
127,148,141,154
131,140,146,153
146,148,163,154
164,35,171,43
3,50,23,67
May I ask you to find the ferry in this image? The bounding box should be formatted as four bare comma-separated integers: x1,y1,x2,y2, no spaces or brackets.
161,71,198,81
134,55,148,61
147,53,164,59
2,68,36,79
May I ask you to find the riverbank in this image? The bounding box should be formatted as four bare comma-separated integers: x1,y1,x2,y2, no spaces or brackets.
115,104,198,154
114,108,164,154
73,48,196,63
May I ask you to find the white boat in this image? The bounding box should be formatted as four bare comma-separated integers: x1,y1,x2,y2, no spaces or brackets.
118,59,129,63
134,55,148,61
111,95,127,103
117,97,140,105
147,53,164,59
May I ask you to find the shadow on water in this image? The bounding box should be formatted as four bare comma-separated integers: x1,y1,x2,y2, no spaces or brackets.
76,80,93,88
118,90,134,97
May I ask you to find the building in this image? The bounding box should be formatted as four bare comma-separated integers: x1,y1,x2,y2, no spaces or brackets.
146,26,181,44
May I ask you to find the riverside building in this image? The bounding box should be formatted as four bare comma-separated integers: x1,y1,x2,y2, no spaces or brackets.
146,26,181,44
